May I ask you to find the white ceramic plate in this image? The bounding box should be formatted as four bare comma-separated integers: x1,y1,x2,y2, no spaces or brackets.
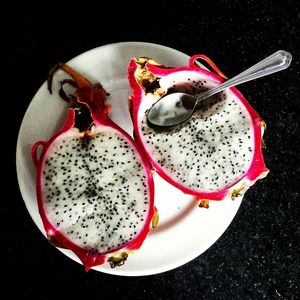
16,42,242,276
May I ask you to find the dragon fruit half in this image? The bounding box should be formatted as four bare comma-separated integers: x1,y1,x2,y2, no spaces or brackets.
32,63,155,270
128,55,269,202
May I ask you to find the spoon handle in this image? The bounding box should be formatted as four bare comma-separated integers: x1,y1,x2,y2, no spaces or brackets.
195,50,292,102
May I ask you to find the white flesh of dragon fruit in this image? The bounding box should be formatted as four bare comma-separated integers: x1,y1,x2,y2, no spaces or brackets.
138,71,257,194
42,125,149,253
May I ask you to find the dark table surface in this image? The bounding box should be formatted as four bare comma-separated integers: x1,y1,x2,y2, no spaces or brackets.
4,1,299,299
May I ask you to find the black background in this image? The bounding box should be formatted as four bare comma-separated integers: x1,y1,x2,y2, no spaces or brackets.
3,0,299,299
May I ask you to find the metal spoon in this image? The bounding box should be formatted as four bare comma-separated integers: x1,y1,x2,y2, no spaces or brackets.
147,50,292,127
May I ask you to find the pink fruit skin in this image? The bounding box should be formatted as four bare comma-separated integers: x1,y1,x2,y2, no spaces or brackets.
32,74,155,270
128,55,269,201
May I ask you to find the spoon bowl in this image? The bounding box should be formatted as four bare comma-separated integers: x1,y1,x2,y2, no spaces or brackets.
147,93,196,127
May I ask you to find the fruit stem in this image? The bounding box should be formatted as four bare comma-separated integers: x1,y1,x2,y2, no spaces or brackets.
48,63,91,94
47,63,110,129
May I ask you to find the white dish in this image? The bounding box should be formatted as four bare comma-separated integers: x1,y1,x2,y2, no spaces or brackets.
16,41,242,276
